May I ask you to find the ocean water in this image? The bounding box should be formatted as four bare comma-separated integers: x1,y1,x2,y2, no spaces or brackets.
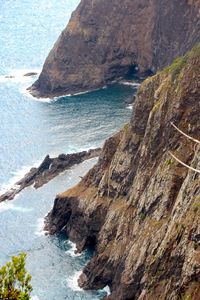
0,1,136,299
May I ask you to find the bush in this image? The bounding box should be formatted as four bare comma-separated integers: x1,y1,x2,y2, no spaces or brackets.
0,253,32,299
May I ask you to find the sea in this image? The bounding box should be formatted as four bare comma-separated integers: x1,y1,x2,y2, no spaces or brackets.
0,1,137,299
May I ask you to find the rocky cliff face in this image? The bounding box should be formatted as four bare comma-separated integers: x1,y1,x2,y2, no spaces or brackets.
45,45,200,299
29,0,200,98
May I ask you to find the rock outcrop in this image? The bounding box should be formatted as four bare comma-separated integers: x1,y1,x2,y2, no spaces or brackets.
45,45,200,299
0,148,100,202
29,0,200,97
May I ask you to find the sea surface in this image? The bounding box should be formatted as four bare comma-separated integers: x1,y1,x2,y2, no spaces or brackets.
0,1,137,299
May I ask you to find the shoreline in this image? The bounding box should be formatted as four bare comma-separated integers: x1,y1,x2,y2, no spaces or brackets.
0,148,101,203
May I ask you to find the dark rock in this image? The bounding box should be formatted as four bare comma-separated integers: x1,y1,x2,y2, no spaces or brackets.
5,75,15,79
44,46,200,299
29,0,200,98
0,148,101,202
23,72,38,77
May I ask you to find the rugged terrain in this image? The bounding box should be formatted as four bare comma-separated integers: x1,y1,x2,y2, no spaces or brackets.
45,45,200,299
29,0,200,97
0,148,100,202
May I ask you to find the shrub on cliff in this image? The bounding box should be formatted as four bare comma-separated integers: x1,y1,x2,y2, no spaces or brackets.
0,253,32,299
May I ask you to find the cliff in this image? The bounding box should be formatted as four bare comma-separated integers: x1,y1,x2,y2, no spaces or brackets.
45,45,200,299
29,0,200,98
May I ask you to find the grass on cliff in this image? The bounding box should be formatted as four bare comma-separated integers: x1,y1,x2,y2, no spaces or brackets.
138,43,200,97
163,43,200,81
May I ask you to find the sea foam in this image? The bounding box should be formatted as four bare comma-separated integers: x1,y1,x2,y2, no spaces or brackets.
119,81,141,88
65,241,82,257
0,69,39,84
66,271,83,291
34,218,47,236
0,160,42,195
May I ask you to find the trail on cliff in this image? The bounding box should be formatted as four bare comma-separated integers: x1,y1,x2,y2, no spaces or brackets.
45,45,200,299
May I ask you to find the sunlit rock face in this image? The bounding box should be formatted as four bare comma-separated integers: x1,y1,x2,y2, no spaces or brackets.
29,0,200,98
45,46,200,299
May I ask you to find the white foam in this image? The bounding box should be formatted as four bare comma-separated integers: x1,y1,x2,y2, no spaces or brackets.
9,205,32,212
65,241,82,257
0,201,15,212
20,87,54,103
31,296,40,300
119,81,141,87
103,285,111,295
66,86,108,97
0,69,39,84
0,198,32,213
66,271,83,291
127,104,133,110
22,84,108,103
71,90,89,96
34,218,47,236
0,160,42,195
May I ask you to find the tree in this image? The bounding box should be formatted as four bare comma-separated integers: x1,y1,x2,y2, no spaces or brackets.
0,253,32,300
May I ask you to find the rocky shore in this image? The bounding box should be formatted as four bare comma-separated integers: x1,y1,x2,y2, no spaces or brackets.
0,148,101,202
29,0,200,98
45,45,200,299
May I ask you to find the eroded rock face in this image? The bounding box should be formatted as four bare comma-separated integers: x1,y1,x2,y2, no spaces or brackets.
29,0,200,97
45,46,200,299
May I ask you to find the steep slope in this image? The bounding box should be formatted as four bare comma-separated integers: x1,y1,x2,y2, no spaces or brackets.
45,45,200,299
29,0,200,97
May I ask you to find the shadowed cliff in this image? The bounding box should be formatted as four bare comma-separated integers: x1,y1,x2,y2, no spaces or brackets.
45,45,200,299
29,0,200,98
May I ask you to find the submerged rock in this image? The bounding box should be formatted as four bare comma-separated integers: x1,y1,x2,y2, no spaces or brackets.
23,72,38,77
29,0,200,98
5,75,15,79
45,46,200,299
0,148,101,202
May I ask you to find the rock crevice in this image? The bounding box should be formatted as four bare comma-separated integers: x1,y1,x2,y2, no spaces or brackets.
45,46,200,299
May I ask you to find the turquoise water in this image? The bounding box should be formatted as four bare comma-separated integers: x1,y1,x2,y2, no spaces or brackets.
0,1,136,299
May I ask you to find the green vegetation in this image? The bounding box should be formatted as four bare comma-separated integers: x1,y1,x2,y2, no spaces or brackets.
139,212,146,221
193,242,199,251
152,98,162,113
123,123,130,132
0,253,32,300
168,56,187,81
192,195,200,213
187,43,200,60
164,43,200,81
165,158,173,166
179,293,192,300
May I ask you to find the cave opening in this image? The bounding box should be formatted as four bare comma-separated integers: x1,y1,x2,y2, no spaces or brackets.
125,64,139,80
125,64,154,81
86,235,97,252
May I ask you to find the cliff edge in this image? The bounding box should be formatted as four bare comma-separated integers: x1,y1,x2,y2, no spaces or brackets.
29,0,200,98
45,45,200,299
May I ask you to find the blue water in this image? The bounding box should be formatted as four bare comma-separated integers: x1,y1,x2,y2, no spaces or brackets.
0,1,136,299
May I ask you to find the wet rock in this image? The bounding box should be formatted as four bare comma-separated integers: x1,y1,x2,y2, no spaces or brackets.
0,148,101,202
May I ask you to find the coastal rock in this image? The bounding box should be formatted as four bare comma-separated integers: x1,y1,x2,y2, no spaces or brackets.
0,148,101,202
29,0,200,97
23,72,38,77
45,46,200,299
